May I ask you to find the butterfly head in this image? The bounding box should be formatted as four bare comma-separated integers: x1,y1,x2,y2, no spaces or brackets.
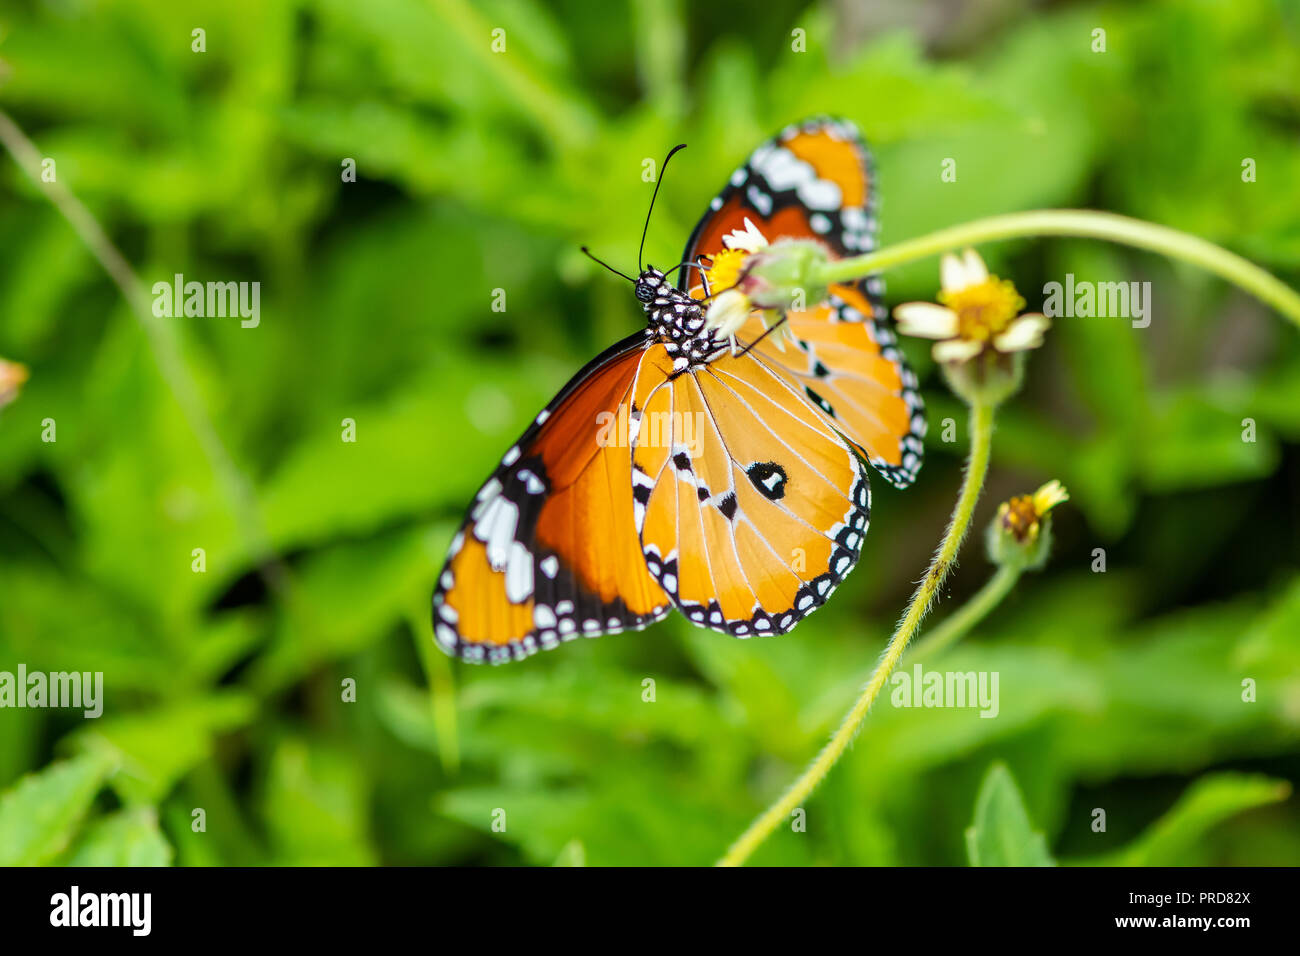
634,267,667,304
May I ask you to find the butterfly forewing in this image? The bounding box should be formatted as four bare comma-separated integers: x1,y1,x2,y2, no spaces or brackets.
433,335,673,663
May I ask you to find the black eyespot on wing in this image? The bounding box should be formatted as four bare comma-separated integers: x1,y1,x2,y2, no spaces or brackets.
673,451,693,472
717,492,739,520
812,360,830,378
746,462,787,501
696,485,711,502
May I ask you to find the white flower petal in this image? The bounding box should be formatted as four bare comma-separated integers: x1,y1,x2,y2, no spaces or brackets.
961,248,988,284
994,313,1050,352
722,217,769,253
932,338,984,364
940,253,966,294
705,289,753,337
940,248,988,293
894,303,959,339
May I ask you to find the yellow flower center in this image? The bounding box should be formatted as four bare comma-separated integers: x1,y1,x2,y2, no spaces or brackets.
998,495,1042,545
701,249,747,297
939,277,1025,342
998,480,1069,545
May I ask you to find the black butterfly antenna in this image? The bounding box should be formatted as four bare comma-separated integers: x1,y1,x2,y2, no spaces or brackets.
581,246,635,283
639,143,687,271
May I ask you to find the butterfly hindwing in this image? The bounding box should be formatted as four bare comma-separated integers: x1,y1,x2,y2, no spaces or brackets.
433,335,673,663
632,346,871,636
737,284,925,488
680,116,926,489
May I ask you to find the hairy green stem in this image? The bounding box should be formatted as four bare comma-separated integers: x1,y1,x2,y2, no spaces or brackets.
905,562,1023,664
717,400,996,867
816,209,1300,331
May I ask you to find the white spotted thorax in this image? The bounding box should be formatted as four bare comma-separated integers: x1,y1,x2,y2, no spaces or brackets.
635,267,728,371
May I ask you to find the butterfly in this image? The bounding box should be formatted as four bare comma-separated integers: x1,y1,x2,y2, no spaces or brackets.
432,117,925,663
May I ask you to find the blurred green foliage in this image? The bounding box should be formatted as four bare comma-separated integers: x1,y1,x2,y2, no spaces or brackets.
1,0,1298,866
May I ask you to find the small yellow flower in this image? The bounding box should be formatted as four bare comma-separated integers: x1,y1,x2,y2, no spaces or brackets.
893,248,1050,364
702,218,793,354
990,479,1070,569
701,217,769,297
0,358,29,409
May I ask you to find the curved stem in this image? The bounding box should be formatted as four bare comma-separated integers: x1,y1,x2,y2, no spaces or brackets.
717,400,996,867
815,209,1300,331
905,562,1022,664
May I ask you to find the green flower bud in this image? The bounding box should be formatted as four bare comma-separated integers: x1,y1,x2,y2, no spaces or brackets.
986,480,1070,570
743,238,830,312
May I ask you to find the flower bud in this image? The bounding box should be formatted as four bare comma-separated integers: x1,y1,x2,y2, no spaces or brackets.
941,349,1025,408
742,239,830,312
986,480,1070,570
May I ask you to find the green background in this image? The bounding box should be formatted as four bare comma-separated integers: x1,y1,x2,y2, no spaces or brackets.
1,0,1298,866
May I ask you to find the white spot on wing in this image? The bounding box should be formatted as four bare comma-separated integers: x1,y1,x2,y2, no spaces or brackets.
518,468,545,494
473,495,519,570
504,541,533,603
750,143,842,211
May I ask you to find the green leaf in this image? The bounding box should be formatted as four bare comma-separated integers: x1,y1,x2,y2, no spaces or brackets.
0,751,115,865
1075,773,1291,866
62,807,174,867
552,839,586,867
965,763,1055,867
260,737,376,866
69,694,257,805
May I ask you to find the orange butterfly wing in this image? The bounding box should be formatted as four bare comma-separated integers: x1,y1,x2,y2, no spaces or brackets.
433,335,673,662
681,117,925,489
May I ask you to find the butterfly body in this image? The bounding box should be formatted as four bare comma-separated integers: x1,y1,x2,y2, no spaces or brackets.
635,267,728,369
434,117,926,663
